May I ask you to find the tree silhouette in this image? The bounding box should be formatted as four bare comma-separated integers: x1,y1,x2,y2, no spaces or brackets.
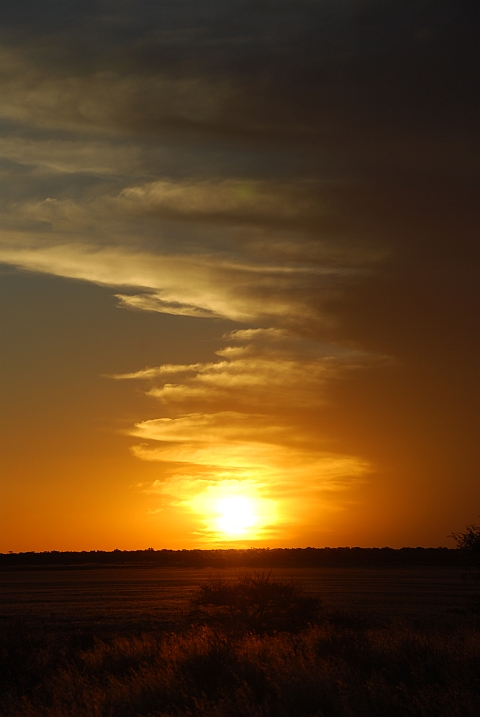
450,523,480,599
450,523,480,554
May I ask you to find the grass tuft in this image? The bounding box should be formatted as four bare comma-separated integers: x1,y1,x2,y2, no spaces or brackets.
1,622,479,717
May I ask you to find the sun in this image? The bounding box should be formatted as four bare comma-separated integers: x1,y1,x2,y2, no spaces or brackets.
187,478,277,541
215,495,257,536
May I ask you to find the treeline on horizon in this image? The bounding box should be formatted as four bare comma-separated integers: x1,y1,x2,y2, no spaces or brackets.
0,546,467,569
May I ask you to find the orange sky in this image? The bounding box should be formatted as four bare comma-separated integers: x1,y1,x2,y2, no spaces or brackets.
0,1,478,551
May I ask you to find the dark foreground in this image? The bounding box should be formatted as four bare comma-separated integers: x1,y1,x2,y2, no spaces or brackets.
1,567,479,717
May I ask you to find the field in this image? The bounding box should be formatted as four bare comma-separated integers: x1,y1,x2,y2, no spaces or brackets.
1,566,479,716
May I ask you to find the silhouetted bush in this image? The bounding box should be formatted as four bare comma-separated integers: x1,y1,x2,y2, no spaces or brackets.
451,522,480,620
451,523,480,570
190,571,322,634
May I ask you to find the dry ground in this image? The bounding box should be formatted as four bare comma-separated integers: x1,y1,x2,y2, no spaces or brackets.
1,567,479,716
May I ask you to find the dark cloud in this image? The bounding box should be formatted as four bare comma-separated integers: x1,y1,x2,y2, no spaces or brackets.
1,2,475,139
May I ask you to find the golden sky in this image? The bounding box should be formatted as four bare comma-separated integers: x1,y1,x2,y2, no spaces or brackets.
0,1,478,551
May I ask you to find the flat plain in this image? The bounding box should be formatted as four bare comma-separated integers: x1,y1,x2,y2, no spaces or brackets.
1,565,476,633
1,565,479,717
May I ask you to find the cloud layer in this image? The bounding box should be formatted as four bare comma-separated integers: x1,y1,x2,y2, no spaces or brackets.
118,331,371,541
1,1,477,545
2,2,475,335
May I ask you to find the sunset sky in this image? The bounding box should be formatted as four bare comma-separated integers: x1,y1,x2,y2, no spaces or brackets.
0,1,478,551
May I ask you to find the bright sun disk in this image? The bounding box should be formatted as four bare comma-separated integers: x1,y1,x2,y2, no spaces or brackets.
216,496,256,535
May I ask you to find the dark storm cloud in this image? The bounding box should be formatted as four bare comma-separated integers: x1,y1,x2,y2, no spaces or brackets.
1,0,476,325
1,1,475,142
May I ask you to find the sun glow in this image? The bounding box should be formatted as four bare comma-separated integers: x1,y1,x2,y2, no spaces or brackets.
215,495,257,535
187,478,277,542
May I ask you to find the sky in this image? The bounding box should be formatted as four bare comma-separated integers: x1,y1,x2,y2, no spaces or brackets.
0,0,478,551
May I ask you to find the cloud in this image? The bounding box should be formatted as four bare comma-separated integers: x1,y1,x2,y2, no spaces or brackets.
114,333,372,410
131,409,369,542
0,241,313,321
0,46,229,134
1,0,475,378
0,1,477,545
116,330,371,540
0,2,474,159
117,179,327,228
227,328,288,342
143,348,330,407
0,213,375,324
0,133,144,177
131,411,367,492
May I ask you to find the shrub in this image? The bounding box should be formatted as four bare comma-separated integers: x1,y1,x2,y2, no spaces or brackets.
190,571,322,634
450,523,480,570
451,522,480,618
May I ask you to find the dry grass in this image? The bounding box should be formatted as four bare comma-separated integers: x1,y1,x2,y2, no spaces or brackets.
2,569,479,716
2,621,479,717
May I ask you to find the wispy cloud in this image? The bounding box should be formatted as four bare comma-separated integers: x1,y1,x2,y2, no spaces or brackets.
116,331,371,541
114,334,370,408
0,225,372,324
0,46,229,134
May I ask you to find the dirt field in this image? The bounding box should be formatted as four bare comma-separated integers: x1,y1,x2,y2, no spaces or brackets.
1,566,479,717
1,566,476,633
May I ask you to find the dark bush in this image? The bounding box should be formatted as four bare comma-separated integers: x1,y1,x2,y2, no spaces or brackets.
190,571,322,634
450,523,480,571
